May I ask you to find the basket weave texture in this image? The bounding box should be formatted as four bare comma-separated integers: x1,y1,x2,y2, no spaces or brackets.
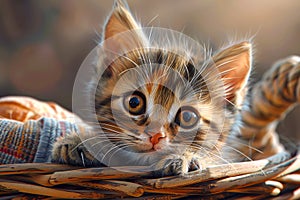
0,150,300,199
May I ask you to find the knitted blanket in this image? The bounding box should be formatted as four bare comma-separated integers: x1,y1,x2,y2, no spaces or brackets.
0,96,80,164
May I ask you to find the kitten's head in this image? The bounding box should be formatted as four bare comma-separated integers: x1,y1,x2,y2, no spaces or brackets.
89,0,252,168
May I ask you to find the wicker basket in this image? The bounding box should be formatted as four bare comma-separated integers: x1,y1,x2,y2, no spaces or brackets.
0,148,300,199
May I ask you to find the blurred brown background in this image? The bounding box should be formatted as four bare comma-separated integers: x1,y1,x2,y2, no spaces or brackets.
0,0,299,140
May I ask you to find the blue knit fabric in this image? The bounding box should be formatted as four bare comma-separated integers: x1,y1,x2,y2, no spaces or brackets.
0,117,79,164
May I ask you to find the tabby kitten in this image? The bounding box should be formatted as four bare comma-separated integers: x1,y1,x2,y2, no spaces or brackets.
52,0,252,176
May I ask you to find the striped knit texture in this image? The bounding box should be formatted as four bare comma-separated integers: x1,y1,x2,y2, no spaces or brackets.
0,117,79,164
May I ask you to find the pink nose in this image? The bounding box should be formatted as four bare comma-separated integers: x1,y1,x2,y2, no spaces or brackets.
150,133,165,145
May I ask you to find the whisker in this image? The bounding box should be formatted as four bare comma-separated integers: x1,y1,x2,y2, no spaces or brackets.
107,143,137,165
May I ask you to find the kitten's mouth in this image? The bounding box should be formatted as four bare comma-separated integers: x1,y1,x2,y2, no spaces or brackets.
147,144,163,152
152,144,162,151
137,143,162,153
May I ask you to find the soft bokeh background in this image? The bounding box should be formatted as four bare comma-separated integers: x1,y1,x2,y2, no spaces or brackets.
0,0,300,140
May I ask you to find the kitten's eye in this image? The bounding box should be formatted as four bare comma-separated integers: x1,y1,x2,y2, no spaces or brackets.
175,107,199,128
124,91,146,115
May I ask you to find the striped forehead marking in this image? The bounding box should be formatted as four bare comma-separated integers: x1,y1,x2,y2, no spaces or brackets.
153,85,175,112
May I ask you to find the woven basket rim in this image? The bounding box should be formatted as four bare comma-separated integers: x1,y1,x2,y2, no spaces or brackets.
0,147,299,199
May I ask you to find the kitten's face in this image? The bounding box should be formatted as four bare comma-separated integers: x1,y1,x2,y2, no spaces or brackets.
97,49,224,156
88,0,252,172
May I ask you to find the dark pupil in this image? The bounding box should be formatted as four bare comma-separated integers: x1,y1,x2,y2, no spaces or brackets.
182,112,192,122
129,97,140,108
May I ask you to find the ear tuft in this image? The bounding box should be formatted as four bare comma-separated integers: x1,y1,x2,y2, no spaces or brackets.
113,0,130,10
104,0,142,40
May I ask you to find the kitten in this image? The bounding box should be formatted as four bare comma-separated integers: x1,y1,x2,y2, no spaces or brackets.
52,0,252,176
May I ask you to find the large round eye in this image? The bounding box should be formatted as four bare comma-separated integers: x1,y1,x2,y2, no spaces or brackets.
124,91,146,115
175,107,199,128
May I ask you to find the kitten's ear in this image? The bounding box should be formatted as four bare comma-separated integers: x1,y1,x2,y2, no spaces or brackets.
213,42,252,106
102,0,147,52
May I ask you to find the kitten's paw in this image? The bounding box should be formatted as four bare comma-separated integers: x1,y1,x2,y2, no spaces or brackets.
159,158,184,176
51,132,99,166
155,157,202,177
